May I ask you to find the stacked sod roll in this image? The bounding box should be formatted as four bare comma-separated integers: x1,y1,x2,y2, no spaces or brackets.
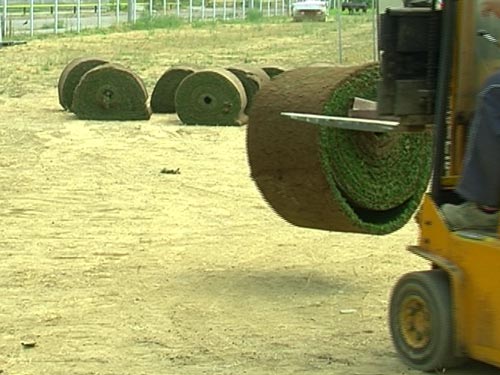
58,56,108,111
71,63,151,121
175,68,248,126
58,59,288,124
226,66,270,114
246,64,432,235
151,65,280,125
150,65,198,113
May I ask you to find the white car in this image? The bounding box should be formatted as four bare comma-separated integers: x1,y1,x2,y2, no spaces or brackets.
292,0,328,22
403,0,443,8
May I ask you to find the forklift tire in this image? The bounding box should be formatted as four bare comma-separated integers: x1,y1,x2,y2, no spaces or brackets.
389,270,464,371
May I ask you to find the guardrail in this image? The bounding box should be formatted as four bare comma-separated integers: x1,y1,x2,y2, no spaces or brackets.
6,3,102,14
0,0,291,38
0,0,378,66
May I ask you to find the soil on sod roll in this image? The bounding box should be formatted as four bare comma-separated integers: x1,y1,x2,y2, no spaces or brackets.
226,66,270,114
58,56,108,111
150,66,197,114
175,68,248,126
246,64,432,235
71,63,151,121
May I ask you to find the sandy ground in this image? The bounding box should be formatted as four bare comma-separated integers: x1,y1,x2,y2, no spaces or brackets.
1,89,499,375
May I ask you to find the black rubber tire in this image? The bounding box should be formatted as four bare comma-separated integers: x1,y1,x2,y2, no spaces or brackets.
389,270,465,372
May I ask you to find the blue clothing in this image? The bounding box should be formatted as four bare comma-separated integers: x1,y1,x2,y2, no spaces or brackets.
457,71,500,207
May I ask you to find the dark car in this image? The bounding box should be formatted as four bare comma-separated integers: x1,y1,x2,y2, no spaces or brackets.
341,1,368,13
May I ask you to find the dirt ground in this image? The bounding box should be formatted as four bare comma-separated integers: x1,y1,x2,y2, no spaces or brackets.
1,20,499,375
1,88,499,375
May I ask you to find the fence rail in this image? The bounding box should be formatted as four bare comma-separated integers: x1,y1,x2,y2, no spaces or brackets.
0,0,296,39
0,0,378,66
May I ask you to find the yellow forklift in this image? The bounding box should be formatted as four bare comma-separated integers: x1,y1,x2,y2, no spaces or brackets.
386,0,500,371
247,0,500,371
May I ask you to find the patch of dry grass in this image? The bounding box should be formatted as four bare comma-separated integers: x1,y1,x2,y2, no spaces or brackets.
0,16,375,98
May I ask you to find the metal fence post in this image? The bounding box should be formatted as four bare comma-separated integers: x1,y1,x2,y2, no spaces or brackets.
2,0,7,39
54,0,59,33
116,0,120,23
97,0,102,27
76,0,81,32
372,2,378,61
336,1,343,64
29,0,34,36
127,0,134,22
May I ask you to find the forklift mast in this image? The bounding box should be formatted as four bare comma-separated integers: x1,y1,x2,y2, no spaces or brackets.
377,0,500,205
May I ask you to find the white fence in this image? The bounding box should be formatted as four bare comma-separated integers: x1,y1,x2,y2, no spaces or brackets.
0,0,295,38
0,0,379,65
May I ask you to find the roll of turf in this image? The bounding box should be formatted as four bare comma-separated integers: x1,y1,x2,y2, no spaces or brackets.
247,64,432,235
261,66,286,79
150,65,197,113
58,56,108,111
227,66,270,114
175,68,248,126
71,63,151,121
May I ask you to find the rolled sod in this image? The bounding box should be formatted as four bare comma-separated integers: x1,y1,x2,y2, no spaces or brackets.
246,64,432,235
175,68,248,126
261,66,286,79
71,63,151,121
150,65,197,113
226,66,270,114
58,56,108,111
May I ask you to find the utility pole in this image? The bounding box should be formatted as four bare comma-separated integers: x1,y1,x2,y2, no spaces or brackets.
127,0,136,22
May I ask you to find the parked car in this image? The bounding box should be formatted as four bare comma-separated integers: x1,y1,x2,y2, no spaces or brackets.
403,0,443,8
292,0,328,22
341,1,368,13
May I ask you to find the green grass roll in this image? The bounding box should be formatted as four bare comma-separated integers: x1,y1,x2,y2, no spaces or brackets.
247,64,432,235
71,63,151,121
58,56,108,111
150,65,197,114
175,68,247,126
